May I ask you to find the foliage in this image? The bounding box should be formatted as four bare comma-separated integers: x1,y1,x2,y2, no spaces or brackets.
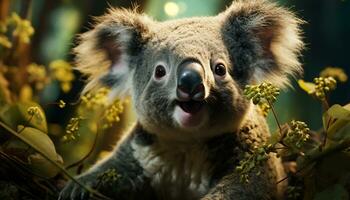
0,4,123,199
240,67,350,199
244,82,280,117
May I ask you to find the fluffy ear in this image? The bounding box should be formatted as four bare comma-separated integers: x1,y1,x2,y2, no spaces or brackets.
220,0,304,87
74,8,152,96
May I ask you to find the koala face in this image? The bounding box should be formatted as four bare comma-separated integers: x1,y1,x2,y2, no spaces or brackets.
75,0,304,140
130,18,250,139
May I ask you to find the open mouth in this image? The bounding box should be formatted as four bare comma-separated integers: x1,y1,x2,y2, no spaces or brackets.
177,100,204,114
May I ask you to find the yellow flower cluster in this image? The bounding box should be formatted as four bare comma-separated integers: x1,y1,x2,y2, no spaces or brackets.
81,87,110,109
0,21,6,33
10,13,34,44
314,77,337,100
0,34,11,48
236,144,275,183
257,102,271,117
244,82,280,117
103,99,124,129
320,67,348,83
49,60,75,93
27,63,48,90
244,82,280,105
0,20,11,48
62,117,83,142
283,120,310,150
0,12,34,48
80,88,124,128
27,106,40,116
27,106,42,122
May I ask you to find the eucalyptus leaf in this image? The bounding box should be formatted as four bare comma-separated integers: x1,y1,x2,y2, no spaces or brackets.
17,102,48,133
298,79,316,94
322,111,329,134
328,122,350,141
0,102,48,133
16,126,62,177
16,126,56,159
327,104,350,120
0,104,22,130
324,104,350,141
28,153,63,178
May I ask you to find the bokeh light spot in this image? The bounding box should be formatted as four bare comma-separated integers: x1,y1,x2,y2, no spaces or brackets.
164,1,180,17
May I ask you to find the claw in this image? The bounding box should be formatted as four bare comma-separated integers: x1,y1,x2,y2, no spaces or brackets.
59,183,73,200
80,191,90,200
70,185,80,200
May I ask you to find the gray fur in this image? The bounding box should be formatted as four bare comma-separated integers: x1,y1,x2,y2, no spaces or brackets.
60,0,303,199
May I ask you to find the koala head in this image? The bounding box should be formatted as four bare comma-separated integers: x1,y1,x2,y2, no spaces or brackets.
75,0,304,140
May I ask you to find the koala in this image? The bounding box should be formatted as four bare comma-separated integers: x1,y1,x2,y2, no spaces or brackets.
59,0,304,199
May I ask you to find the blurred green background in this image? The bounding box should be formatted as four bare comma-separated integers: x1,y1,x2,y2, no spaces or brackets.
7,0,350,142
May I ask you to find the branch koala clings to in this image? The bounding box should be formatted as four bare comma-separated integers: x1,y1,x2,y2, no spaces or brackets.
59,0,304,199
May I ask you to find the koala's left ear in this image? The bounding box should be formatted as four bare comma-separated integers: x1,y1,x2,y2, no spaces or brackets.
220,0,304,87
74,8,152,97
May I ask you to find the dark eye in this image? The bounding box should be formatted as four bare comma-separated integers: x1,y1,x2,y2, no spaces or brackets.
214,63,226,76
155,65,166,79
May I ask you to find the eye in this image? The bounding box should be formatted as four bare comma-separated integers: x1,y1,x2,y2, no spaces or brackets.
155,64,166,79
214,63,226,76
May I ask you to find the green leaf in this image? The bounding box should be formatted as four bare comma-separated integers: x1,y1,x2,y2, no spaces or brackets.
323,111,330,134
329,122,350,141
325,104,350,141
314,184,348,200
17,126,56,160
0,102,48,133
298,79,316,94
17,126,62,177
327,104,350,120
28,153,63,178
344,103,350,111
17,102,48,133
0,104,21,129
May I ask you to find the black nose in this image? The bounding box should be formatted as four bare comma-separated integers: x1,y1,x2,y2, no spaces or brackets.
177,62,205,101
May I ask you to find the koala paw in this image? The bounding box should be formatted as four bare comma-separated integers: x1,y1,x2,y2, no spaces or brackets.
58,176,96,200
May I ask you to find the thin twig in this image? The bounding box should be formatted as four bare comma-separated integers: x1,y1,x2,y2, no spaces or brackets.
17,114,34,133
277,139,350,184
266,100,289,148
276,161,315,184
322,115,333,148
267,100,282,134
66,123,100,170
322,98,330,112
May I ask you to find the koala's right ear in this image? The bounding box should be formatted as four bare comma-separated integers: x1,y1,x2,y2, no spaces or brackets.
74,8,152,96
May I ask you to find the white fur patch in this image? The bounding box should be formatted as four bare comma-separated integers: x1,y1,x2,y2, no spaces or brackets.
132,139,213,200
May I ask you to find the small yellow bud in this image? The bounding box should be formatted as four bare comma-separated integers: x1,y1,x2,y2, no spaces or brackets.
58,100,66,108
27,106,40,116
62,117,83,142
